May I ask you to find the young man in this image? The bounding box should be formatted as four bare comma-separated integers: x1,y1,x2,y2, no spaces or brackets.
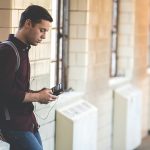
0,5,57,150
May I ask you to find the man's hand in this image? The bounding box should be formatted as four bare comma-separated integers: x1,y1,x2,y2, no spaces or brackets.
24,88,57,103
38,88,57,104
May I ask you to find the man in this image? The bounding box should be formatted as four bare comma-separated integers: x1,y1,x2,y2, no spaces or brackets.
0,5,57,150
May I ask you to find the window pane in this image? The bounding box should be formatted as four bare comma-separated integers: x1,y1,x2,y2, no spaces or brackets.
111,52,117,76
50,62,57,87
110,0,119,77
51,29,57,60
51,0,58,28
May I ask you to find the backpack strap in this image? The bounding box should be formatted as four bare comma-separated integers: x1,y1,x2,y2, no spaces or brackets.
2,41,20,72
0,41,20,120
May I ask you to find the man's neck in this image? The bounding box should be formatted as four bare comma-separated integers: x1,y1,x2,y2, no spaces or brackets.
15,30,27,44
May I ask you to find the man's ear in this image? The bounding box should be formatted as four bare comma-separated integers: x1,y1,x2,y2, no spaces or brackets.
24,19,32,28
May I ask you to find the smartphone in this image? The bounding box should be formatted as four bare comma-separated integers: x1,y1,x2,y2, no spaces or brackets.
51,83,64,96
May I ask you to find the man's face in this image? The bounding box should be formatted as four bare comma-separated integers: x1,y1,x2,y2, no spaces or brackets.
26,19,51,46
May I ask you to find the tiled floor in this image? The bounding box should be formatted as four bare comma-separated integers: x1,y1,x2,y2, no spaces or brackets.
136,136,150,150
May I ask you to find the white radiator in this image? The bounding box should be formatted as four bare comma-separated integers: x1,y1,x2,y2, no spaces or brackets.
113,84,142,150
55,100,97,150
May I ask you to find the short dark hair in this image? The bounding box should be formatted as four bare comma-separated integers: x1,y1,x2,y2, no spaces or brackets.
19,5,53,28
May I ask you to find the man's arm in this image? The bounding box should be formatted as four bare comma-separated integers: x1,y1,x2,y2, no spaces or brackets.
24,88,57,104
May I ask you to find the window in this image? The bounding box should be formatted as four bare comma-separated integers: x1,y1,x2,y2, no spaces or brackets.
51,0,69,88
110,0,119,77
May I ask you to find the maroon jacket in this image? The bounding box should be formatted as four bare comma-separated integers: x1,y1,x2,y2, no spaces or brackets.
0,34,38,132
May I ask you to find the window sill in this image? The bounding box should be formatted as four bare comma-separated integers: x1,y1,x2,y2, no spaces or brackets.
109,76,130,88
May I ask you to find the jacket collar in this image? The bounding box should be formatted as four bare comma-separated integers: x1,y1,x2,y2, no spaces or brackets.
8,34,31,52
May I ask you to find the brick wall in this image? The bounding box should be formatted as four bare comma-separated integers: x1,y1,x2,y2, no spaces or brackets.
68,0,88,91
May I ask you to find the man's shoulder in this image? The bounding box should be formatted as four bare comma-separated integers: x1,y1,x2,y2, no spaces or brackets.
0,41,16,55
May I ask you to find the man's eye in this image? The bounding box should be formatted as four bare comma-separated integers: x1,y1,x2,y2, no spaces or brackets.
40,29,46,33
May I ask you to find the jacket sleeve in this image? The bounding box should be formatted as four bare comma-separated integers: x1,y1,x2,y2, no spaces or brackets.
0,45,25,104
